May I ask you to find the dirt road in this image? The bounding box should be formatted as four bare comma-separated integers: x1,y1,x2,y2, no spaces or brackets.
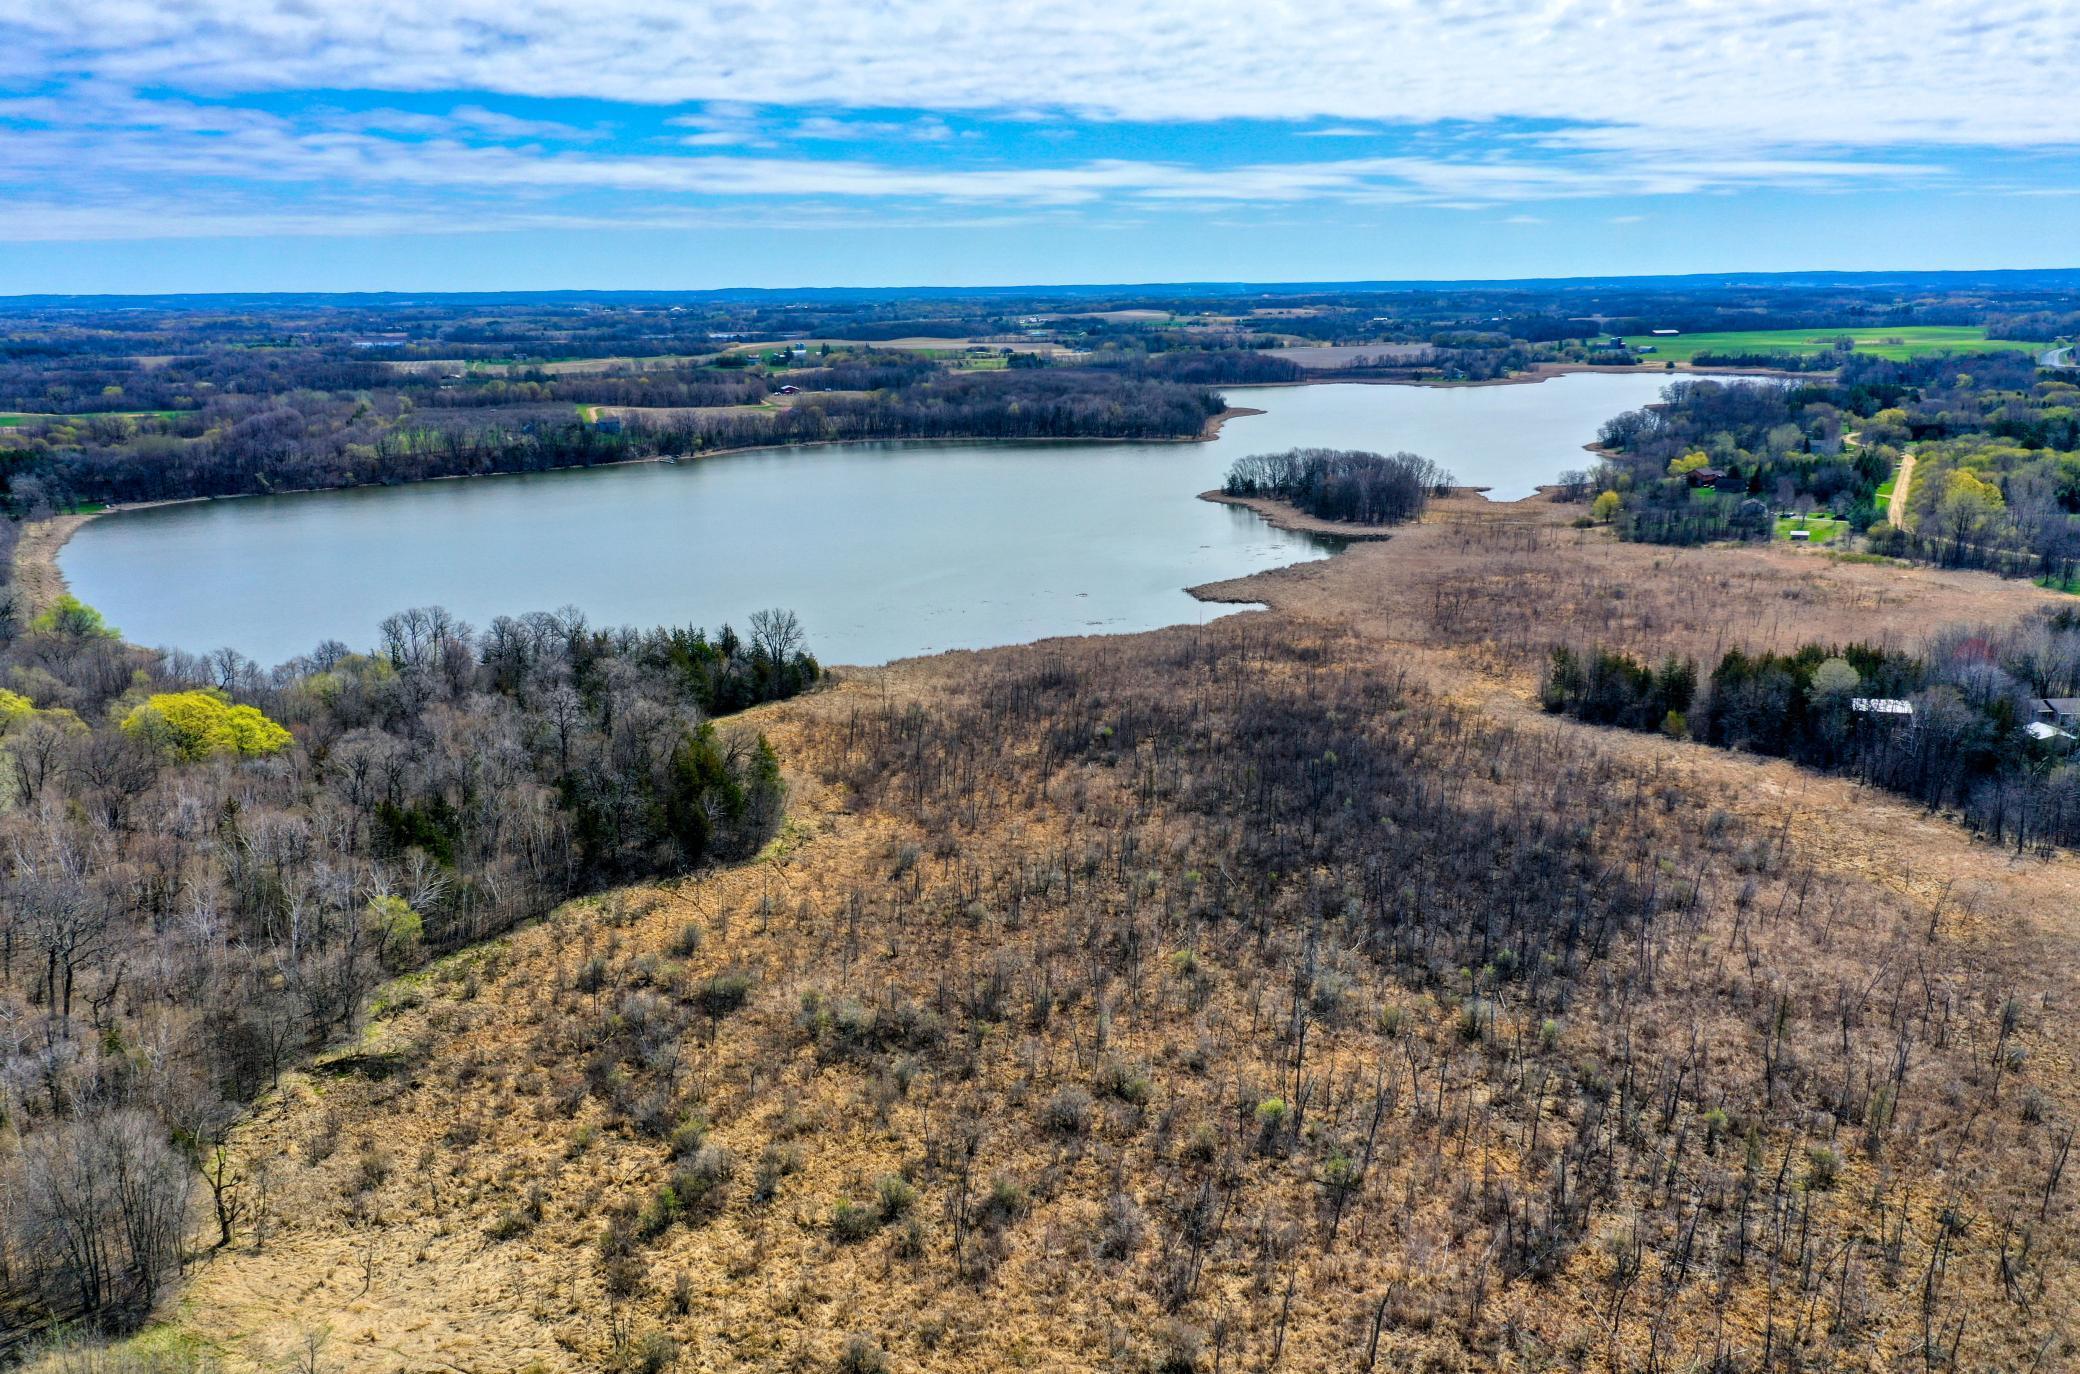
1888,451,1915,527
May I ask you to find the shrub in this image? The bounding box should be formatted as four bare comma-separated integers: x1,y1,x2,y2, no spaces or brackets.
753,1143,803,1203
669,1144,736,1219
1254,1097,1290,1151
979,1175,1028,1231
830,1200,880,1243
874,1174,918,1222
1097,1190,1146,1260
837,1336,889,1374
1154,1322,1206,1374
1043,1086,1095,1137
619,1329,678,1374
1095,1058,1153,1106
695,971,754,1021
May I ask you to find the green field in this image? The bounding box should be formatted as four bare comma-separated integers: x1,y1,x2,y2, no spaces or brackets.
0,409,187,427
1629,326,2032,365
1775,514,1846,544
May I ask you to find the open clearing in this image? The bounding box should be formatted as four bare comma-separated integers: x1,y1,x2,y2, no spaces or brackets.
0,409,188,426
1273,343,1432,369
1773,512,1846,543
1634,325,2033,363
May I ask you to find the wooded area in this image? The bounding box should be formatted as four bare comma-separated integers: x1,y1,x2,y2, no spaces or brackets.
0,595,814,1347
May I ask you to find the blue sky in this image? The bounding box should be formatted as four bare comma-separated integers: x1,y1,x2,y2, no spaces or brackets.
1,1,2077,293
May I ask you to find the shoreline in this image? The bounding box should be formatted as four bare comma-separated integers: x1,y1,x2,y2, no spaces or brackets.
1231,360,1811,391
1196,489,1402,541
6,405,1278,607
0,369,1657,617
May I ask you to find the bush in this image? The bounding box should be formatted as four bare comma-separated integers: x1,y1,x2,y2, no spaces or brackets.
1095,1058,1152,1106
618,1330,678,1374
1254,1097,1290,1151
753,1143,803,1202
837,1337,889,1374
1097,1190,1146,1259
695,971,754,1022
669,1144,736,1219
830,1200,880,1243
874,1174,917,1222
1043,1085,1095,1137
979,1175,1028,1230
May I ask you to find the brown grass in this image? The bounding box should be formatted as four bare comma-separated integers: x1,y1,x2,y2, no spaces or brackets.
148,500,2080,1374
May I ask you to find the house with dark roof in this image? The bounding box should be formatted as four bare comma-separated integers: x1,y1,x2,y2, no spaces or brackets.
2031,697,2080,729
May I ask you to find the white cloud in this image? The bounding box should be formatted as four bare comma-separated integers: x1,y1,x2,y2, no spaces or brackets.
0,94,1953,239
794,115,955,141
4,1,2076,151
0,4,2068,243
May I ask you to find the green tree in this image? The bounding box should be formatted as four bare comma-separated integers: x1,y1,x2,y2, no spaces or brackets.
121,690,291,759
30,594,119,639
364,895,424,971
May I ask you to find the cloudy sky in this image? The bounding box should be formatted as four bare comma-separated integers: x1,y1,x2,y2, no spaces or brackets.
1,1,2076,292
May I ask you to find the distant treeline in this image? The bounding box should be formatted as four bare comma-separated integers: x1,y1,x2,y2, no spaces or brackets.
1223,447,1454,525
1543,607,2080,850
635,369,1225,454
0,366,1229,512
1687,351,1840,371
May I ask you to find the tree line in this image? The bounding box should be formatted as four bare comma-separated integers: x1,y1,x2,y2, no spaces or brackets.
1543,606,2080,850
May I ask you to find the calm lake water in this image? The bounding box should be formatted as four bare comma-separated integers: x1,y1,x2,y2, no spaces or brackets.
61,372,1672,667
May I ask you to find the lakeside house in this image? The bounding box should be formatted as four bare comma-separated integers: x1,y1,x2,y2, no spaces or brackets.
1852,697,1915,718
1672,463,1738,490
2032,697,2080,729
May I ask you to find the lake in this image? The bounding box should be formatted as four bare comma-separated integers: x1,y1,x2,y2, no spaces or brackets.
60,371,1673,667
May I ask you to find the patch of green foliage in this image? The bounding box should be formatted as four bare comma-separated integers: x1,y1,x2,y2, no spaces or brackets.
1638,326,2032,365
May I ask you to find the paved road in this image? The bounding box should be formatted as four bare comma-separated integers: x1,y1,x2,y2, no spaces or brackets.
1888,453,1916,529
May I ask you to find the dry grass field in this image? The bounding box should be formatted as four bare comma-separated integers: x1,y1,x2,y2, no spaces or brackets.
102,495,2080,1374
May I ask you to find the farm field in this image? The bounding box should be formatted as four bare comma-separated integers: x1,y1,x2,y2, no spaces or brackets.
1636,325,2033,363
1276,343,1432,369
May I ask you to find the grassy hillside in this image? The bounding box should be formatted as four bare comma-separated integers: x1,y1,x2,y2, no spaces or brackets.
108,497,2080,1374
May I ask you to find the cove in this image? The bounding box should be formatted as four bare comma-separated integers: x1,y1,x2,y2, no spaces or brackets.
59,372,1674,668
